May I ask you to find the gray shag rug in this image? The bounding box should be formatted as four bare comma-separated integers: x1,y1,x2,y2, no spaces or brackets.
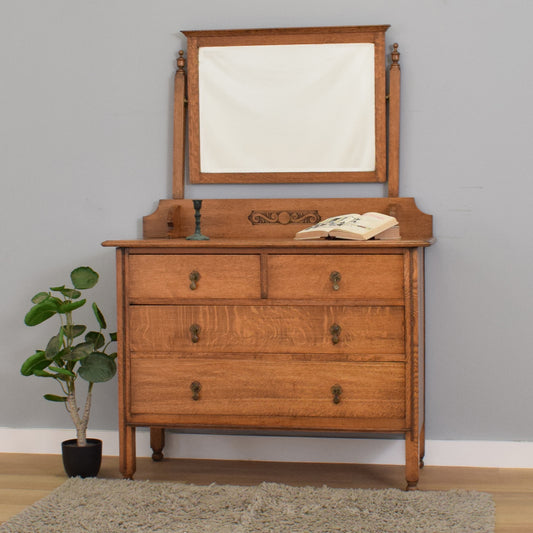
0,477,495,532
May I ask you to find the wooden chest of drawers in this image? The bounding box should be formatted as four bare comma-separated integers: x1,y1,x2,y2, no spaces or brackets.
105,226,430,489
103,26,435,489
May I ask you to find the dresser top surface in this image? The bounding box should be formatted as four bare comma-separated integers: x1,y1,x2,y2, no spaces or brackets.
102,237,434,249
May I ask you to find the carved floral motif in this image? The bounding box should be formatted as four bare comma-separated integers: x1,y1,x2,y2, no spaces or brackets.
248,210,321,225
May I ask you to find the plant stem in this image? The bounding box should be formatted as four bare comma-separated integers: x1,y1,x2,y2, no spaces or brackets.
65,310,73,350
66,388,84,446
79,382,93,446
65,380,93,447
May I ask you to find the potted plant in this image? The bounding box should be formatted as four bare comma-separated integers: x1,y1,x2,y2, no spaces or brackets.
20,266,117,477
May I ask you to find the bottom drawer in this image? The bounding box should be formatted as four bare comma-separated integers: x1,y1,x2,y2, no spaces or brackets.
129,357,406,422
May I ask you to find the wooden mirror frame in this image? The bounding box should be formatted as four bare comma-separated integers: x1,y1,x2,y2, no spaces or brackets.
173,25,400,194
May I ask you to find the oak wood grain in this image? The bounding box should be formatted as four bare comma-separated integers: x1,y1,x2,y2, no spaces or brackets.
128,305,405,355
387,43,401,197
183,26,388,186
268,253,404,299
172,52,186,199
139,198,433,241
106,235,428,487
128,254,261,300
129,359,406,422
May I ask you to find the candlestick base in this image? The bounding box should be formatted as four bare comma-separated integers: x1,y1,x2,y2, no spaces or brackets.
186,232,210,241
186,199,210,240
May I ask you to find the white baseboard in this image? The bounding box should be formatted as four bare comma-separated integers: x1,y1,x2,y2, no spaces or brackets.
1,427,532,468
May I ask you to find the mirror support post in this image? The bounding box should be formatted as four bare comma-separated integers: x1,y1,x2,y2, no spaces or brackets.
172,51,187,199
387,43,401,198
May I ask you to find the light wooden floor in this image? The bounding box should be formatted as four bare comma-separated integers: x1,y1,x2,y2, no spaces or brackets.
1,454,532,532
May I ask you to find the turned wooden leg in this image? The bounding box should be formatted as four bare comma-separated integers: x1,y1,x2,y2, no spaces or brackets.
405,431,420,490
150,428,165,461
419,422,426,468
120,425,136,479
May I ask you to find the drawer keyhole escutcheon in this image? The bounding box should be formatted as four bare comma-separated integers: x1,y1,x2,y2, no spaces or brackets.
189,270,200,290
190,324,200,343
330,323,342,344
331,384,343,404
190,381,202,401
330,271,341,291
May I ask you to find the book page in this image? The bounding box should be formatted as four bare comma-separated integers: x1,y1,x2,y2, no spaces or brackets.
329,212,397,239
295,214,361,236
350,212,394,230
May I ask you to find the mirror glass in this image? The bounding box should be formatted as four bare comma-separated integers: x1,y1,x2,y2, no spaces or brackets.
198,43,375,174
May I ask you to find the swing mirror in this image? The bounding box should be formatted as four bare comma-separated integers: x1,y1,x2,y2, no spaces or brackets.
183,25,389,184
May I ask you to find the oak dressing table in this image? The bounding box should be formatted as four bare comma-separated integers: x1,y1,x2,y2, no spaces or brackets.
103,25,434,489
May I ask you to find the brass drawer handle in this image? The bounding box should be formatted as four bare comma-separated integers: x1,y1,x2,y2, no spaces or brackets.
331,384,343,404
190,323,200,343
330,323,342,345
190,381,202,401
189,270,200,290
330,271,341,291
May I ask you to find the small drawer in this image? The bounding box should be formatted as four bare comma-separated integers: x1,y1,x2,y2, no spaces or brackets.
129,305,405,355
129,357,406,421
267,254,404,300
128,254,261,300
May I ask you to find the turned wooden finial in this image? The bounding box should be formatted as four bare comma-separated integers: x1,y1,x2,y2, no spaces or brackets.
176,50,186,72
391,43,400,69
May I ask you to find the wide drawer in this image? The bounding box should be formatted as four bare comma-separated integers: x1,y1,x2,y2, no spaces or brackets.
129,305,405,355
129,358,406,420
128,254,261,300
267,254,404,300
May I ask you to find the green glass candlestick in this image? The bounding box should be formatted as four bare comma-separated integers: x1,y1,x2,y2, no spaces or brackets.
186,200,210,240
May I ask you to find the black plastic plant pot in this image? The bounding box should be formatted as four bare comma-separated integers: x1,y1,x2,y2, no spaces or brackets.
61,438,102,478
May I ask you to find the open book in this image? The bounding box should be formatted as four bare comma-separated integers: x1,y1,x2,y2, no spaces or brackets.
294,212,399,241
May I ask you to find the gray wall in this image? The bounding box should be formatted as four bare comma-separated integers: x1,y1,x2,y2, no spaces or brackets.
2,0,532,442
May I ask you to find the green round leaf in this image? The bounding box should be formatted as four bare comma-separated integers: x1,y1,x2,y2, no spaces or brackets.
92,303,107,329
52,286,82,299
71,267,99,290
44,394,67,402
55,347,72,362
57,299,86,314
61,288,82,299
62,325,87,339
49,366,76,378
64,342,93,361
24,299,60,326
21,351,50,376
45,334,63,360
50,285,65,292
33,370,56,378
78,353,116,383
85,331,105,350
31,292,50,304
